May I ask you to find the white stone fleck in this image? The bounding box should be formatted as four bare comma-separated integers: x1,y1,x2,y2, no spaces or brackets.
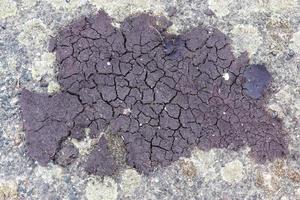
222,72,230,81
123,108,131,115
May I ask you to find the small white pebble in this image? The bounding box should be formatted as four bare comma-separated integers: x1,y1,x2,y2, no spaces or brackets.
153,178,159,183
222,72,230,81
123,108,131,115
107,62,111,66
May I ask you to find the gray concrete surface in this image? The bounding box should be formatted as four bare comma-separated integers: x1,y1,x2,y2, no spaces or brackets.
0,0,299,199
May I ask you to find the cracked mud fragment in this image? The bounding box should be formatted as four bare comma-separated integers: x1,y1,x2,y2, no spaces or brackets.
20,11,288,175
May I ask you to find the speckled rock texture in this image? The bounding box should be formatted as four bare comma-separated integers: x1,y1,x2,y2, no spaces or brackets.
0,0,299,200
20,11,287,175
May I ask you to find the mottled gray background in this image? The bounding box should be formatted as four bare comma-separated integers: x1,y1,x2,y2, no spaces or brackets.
0,0,299,199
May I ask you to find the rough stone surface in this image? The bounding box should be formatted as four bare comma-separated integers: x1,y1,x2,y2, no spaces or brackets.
20,11,288,175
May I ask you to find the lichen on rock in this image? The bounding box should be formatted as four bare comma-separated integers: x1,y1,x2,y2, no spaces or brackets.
31,52,56,81
120,169,142,196
0,180,18,200
230,24,262,57
85,177,118,200
0,0,17,20
20,11,288,176
221,160,244,183
17,19,51,50
207,0,233,17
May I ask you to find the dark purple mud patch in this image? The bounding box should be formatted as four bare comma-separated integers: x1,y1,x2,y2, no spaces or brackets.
20,11,288,175
85,136,118,176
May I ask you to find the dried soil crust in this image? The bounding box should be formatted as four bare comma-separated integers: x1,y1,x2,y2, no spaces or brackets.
20,11,287,175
